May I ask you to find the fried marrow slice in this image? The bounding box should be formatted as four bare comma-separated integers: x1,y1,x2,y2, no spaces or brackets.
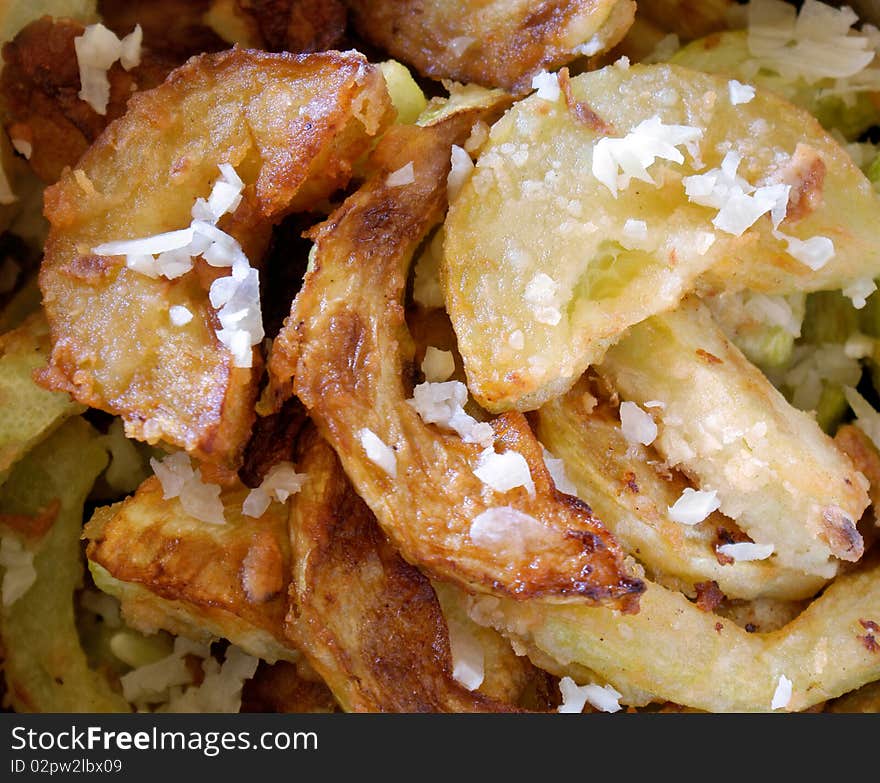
469,553,880,713
287,428,529,712
0,311,84,487
38,49,394,468
84,472,298,665
0,416,129,712
344,0,635,94
599,297,868,578
442,63,880,413
268,111,643,608
241,660,340,713
535,376,827,600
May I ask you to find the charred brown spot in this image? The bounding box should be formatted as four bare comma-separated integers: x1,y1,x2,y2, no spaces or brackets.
782,144,827,224
558,68,614,135
820,505,864,562
714,621,723,633
745,623,757,633
696,349,723,365
58,254,121,283
621,470,639,494
859,632,879,653
693,580,725,613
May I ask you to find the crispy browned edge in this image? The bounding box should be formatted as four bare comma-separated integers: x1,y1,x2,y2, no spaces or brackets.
287,426,538,712
35,48,394,469
344,0,635,93
267,111,644,608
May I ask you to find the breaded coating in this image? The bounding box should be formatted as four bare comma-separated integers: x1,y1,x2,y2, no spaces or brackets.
344,0,635,93
37,49,393,468
287,427,524,712
84,472,298,665
268,109,643,609
239,0,347,52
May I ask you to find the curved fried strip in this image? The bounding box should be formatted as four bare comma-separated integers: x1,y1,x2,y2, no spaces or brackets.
287,427,524,712
0,417,128,712
344,0,635,94
443,63,880,413
599,298,868,578
0,311,85,487
536,376,827,601
269,114,643,608
38,49,393,468
469,555,880,712
0,16,173,184
84,474,299,665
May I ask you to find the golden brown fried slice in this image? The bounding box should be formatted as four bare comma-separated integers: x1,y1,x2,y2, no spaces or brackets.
38,49,394,468
443,63,880,413
84,471,299,665
344,0,635,93
287,427,526,712
268,111,643,608
535,376,827,601
827,680,880,713
0,16,173,184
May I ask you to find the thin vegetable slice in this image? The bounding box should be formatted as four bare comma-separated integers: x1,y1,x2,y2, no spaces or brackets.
84,471,299,665
0,311,84,487
469,554,880,712
345,0,635,93
268,111,643,609
443,62,880,412
0,416,128,712
535,375,828,600
287,427,529,712
38,48,394,468
598,297,868,578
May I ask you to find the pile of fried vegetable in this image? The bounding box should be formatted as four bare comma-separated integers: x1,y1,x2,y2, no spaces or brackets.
2,0,880,714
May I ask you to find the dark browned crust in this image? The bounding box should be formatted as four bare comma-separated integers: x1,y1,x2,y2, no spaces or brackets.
693,580,725,613
238,0,348,52
98,0,231,60
287,427,526,712
84,476,294,651
783,144,827,224
37,48,394,468
241,660,340,713
268,113,643,609
344,0,635,94
0,16,174,184
558,67,613,134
